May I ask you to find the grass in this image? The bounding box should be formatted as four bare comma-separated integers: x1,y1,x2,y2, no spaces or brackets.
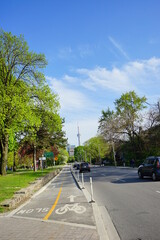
0,166,63,213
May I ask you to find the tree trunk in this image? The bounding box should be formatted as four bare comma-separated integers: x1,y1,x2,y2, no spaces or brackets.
0,134,9,175
13,151,16,172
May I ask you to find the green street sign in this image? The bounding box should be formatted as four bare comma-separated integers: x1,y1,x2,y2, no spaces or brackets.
44,152,54,158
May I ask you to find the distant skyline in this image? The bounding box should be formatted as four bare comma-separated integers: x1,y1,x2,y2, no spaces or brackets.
1,0,160,145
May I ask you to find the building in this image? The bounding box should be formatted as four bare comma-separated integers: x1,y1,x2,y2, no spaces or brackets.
67,144,75,157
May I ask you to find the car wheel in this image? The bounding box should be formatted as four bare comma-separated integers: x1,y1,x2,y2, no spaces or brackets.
152,172,157,181
138,171,143,179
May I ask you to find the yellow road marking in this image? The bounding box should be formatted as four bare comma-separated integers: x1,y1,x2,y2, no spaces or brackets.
43,186,62,220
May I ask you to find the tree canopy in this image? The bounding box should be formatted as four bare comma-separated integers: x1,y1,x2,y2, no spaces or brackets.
0,30,66,175
98,91,160,164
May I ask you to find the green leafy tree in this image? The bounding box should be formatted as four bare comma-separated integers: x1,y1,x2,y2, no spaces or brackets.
57,148,69,165
98,108,118,141
99,91,147,161
19,84,67,167
0,30,47,175
84,136,109,164
74,146,85,162
115,91,146,138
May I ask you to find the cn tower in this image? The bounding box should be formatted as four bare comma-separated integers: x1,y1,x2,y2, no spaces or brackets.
77,125,81,146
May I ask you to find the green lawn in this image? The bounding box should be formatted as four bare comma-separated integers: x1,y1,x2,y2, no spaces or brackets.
0,166,62,213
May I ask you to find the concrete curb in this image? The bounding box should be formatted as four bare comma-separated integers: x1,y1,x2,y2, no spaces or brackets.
0,169,61,210
70,166,110,240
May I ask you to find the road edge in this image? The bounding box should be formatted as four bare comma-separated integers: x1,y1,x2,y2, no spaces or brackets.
71,166,116,240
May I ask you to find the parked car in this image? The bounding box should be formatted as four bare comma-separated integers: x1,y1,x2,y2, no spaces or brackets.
138,156,160,181
73,162,80,170
79,162,90,173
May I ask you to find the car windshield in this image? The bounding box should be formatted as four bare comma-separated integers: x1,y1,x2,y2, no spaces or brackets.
82,163,88,166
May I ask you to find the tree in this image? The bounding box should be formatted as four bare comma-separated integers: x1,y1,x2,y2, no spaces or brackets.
115,91,146,139
8,129,19,171
0,30,47,175
57,148,69,165
98,108,118,141
74,146,85,162
84,136,109,164
19,84,67,167
145,100,160,128
98,91,147,160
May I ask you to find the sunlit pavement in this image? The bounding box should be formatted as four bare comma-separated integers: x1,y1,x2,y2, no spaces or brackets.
0,166,99,240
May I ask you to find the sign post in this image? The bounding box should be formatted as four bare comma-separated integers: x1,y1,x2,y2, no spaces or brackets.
39,156,46,171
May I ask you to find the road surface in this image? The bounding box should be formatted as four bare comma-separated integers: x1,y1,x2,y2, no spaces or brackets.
82,166,160,240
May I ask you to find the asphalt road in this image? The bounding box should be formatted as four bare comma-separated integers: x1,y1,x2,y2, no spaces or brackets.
82,166,160,240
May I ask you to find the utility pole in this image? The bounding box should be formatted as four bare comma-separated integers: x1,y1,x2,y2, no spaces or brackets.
33,144,37,171
98,145,101,165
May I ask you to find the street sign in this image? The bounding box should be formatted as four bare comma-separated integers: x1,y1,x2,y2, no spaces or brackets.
44,152,54,158
39,157,46,161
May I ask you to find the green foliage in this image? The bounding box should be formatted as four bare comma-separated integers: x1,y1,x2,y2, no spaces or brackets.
57,148,69,165
74,146,85,161
84,136,110,163
0,29,66,175
67,156,75,163
115,91,146,115
98,91,160,164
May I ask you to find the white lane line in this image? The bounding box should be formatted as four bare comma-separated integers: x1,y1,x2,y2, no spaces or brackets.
101,174,106,176
115,178,126,182
119,179,126,182
156,191,160,194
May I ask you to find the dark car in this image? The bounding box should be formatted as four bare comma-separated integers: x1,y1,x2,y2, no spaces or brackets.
79,162,90,173
73,162,80,170
138,156,160,181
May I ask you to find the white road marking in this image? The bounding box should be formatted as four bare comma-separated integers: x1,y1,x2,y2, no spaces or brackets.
67,195,77,202
55,203,86,215
16,207,50,215
119,179,126,182
7,170,62,217
156,191,160,194
115,178,126,182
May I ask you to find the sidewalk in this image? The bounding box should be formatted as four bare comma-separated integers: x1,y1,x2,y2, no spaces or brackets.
0,216,99,240
0,166,100,240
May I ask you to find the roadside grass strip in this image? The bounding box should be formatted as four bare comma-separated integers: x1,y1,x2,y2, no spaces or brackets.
43,185,63,220
0,167,61,213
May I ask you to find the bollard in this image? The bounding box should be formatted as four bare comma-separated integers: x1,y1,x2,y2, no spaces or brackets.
81,173,85,189
89,177,95,203
77,170,79,182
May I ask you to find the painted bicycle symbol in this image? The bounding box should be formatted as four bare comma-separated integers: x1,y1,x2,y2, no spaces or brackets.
55,203,86,215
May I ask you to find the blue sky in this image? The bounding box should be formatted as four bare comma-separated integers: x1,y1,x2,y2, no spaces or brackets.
1,0,160,145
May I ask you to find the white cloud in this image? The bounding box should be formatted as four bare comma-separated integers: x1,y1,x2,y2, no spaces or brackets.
58,47,73,59
108,36,129,60
46,57,160,145
77,66,135,92
81,80,97,91
46,76,92,112
78,44,94,58
63,74,78,83
77,57,160,96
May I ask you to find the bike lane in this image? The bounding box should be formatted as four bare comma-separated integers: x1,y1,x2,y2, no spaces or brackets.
12,166,96,228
